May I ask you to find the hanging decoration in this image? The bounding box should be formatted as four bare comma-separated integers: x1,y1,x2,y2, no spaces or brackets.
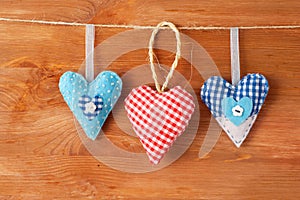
59,25,122,140
124,22,195,164
200,28,269,147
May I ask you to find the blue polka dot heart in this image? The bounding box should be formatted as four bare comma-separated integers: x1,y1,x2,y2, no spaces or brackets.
201,74,269,147
59,71,122,140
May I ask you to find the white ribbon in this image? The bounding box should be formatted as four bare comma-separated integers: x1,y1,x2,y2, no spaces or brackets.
85,24,95,82
230,27,240,85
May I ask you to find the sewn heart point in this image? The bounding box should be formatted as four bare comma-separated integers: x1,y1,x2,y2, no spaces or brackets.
124,85,195,164
59,71,122,140
201,73,269,147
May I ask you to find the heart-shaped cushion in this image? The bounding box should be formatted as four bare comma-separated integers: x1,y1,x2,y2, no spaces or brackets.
201,73,269,147
59,71,122,140
124,85,195,164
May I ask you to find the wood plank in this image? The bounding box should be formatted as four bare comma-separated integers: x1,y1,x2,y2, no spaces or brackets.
0,0,299,27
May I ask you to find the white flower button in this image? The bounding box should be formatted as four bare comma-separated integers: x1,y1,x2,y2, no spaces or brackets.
85,101,97,114
232,105,243,117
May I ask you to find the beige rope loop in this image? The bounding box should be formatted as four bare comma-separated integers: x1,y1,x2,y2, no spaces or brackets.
148,21,181,93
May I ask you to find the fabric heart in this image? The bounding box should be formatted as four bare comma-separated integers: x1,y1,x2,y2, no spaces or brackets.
124,85,195,164
201,73,269,147
59,71,122,140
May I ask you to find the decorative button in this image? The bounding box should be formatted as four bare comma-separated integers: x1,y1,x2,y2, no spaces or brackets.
85,101,97,114
232,105,244,117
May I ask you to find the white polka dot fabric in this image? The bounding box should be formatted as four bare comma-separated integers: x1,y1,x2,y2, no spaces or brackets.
59,71,122,140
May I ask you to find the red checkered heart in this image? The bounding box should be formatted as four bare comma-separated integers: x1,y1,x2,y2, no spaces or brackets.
124,85,195,164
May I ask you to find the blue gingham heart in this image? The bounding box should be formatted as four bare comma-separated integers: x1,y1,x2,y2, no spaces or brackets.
59,71,122,140
201,73,269,147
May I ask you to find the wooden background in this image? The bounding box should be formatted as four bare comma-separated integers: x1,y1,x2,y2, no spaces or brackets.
0,0,299,199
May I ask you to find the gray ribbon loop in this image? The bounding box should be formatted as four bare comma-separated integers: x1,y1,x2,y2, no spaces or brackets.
85,24,95,82
230,27,240,86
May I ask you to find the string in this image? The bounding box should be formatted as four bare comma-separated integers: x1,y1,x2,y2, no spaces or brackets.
1,17,299,30
230,27,240,85
85,24,95,82
148,21,181,93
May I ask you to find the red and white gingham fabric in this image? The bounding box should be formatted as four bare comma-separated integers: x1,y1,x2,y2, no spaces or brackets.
124,85,195,164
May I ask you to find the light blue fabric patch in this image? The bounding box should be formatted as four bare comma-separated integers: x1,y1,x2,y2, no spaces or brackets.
222,97,253,126
59,71,122,140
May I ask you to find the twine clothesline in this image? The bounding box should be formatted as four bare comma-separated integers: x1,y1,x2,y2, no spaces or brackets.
0,17,300,30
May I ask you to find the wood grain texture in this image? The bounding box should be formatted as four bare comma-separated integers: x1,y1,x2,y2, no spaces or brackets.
0,1,300,199
1,0,300,27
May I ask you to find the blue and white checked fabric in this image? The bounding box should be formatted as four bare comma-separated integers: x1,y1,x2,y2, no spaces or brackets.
78,95,103,120
201,74,269,118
